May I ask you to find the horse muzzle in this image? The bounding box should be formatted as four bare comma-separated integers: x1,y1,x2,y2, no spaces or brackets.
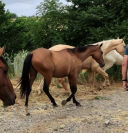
3,95,16,107
100,63,105,68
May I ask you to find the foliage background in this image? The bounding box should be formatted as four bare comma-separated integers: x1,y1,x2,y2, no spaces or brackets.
0,0,126,81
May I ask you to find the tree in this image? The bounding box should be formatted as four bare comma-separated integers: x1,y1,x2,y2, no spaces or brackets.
0,1,37,54
0,1,11,25
66,0,128,44
0,1,11,48
35,0,68,48
11,13,18,19
2,16,38,53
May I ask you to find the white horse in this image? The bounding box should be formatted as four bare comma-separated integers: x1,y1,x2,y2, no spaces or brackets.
92,50,124,88
103,50,124,71
37,38,126,94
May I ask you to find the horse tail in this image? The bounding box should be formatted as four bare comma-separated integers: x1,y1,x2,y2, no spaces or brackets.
19,54,33,98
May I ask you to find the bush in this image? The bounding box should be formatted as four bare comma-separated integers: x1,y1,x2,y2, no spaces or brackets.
13,50,28,77
3,52,14,78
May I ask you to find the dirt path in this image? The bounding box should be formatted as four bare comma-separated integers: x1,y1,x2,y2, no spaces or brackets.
0,80,128,133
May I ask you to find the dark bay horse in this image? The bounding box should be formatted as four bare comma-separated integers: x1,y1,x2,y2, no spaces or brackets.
0,46,16,106
19,44,105,115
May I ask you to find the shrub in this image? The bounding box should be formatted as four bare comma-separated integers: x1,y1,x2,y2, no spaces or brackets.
13,50,28,77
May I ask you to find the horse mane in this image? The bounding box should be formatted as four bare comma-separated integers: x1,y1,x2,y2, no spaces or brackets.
92,38,123,50
67,48,76,53
67,45,95,53
99,40,113,50
77,45,95,53
0,56,9,69
92,39,113,49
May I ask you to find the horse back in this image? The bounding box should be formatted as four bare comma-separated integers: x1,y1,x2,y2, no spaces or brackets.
49,44,74,51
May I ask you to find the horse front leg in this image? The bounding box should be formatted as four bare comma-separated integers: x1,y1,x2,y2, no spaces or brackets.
43,77,58,107
61,75,81,106
95,67,109,88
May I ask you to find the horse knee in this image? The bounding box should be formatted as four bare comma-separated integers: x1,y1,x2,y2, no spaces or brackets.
43,85,48,93
70,85,77,94
43,81,49,93
26,87,31,95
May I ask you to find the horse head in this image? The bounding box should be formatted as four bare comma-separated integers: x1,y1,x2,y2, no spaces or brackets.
115,38,126,56
0,46,16,106
91,43,105,67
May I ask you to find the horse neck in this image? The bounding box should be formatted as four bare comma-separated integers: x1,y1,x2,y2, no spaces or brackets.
102,40,122,56
76,47,95,61
103,47,116,55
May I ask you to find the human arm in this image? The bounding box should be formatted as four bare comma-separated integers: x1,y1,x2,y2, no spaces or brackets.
122,55,128,90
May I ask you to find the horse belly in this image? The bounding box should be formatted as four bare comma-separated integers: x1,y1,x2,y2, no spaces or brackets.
53,65,70,78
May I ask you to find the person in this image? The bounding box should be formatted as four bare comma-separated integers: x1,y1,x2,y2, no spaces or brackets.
122,44,128,90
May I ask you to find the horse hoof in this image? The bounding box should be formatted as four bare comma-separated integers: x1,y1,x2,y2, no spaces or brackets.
26,113,30,116
76,103,81,107
53,104,58,107
61,100,67,106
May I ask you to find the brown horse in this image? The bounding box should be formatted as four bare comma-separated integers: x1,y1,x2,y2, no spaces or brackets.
38,38,125,93
0,46,16,106
19,44,104,115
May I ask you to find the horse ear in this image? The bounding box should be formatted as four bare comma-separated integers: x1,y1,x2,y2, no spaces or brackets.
0,46,6,56
100,43,103,47
122,37,125,41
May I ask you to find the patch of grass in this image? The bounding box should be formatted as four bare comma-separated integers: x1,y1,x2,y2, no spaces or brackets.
94,96,111,100
57,83,63,89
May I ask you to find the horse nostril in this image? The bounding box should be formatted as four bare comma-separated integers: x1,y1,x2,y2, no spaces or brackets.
15,95,17,99
100,63,105,67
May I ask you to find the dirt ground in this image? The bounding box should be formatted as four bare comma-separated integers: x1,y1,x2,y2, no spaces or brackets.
0,79,128,133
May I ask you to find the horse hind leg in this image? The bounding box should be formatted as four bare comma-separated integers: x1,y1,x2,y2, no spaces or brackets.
25,67,37,115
